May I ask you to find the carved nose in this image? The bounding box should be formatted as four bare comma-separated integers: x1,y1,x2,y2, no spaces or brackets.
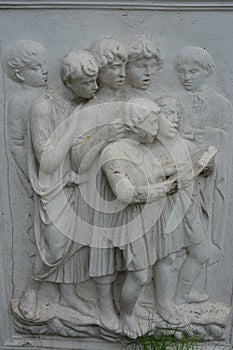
43,69,48,77
184,73,191,80
119,67,126,78
144,66,152,76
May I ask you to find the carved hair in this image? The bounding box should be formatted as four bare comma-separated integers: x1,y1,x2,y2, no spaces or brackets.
126,35,163,69
60,50,99,85
174,47,215,75
3,39,45,83
125,98,160,125
89,36,128,68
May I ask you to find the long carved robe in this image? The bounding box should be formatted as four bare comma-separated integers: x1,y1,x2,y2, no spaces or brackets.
28,92,89,283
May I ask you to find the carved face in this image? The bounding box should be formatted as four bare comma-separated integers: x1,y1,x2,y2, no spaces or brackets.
126,57,158,90
98,58,126,90
176,63,208,92
158,99,180,139
69,75,98,99
20,52,48,87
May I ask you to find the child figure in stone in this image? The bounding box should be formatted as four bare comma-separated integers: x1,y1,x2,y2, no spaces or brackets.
150,96,215,323
174,47,232,261
3,39,48,320
82,98,175,337
17,50,100,322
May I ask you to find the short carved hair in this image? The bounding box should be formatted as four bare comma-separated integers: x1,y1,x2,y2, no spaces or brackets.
3,39,45,82
60,50,99,85
89,36,128,68
174,47,215,75
125,98,160,125
126,35,163,70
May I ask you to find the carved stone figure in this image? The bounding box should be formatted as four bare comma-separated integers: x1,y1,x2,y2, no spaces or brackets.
174,47,233,262
123,34,163,99
98,98,174,338
16,50,99,322
69,36,129,331
150,96,213,323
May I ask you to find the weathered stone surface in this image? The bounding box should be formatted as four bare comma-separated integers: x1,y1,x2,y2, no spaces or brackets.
0,2,233,350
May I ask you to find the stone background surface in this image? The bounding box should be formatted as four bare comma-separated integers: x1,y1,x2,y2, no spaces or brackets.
0,2,233,349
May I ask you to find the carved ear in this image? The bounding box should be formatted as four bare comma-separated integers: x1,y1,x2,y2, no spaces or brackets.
15,69,25,82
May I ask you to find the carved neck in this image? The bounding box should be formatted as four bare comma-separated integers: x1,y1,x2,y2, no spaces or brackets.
185,84,209,94
95,86,122,102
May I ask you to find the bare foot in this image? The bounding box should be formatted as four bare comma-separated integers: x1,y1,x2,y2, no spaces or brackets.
18,288,39,321
134,303,151,320
59,289,93,316
122,313,141,339
155,302,188,325
174,291,209,305
98,298,120,331
49,319,78,337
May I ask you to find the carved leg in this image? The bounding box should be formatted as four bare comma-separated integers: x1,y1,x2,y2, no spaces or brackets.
154,255,186,325
121,269,148,338
174,240,209,305
18,276,41,321
94,275,120,331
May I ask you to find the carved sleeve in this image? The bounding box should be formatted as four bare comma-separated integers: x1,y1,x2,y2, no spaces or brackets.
102,146,175,204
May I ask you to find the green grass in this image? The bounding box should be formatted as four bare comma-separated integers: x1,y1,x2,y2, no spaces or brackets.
121,316,200,350
133,329,199,350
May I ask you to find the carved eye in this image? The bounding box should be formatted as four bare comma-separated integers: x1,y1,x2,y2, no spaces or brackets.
32,65,41,70
110,65,119,70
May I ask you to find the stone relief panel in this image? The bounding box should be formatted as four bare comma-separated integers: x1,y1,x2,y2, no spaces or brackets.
0,6,233,350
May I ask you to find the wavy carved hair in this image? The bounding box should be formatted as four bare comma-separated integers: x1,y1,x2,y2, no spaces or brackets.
60,50,99,85
89,36,128,69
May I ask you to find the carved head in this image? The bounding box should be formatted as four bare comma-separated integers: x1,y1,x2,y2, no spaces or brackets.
125,35,162,90
3,39,48,87
174,47,215,92
155,96,181,140
60,50,99,99
89,36,128,90
124,98,160,142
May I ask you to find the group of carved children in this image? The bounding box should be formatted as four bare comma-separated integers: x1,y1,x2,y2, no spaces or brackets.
3,35,230,338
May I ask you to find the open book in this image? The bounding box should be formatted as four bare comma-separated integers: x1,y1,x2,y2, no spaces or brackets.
189,145,217,177
167,145,217,194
